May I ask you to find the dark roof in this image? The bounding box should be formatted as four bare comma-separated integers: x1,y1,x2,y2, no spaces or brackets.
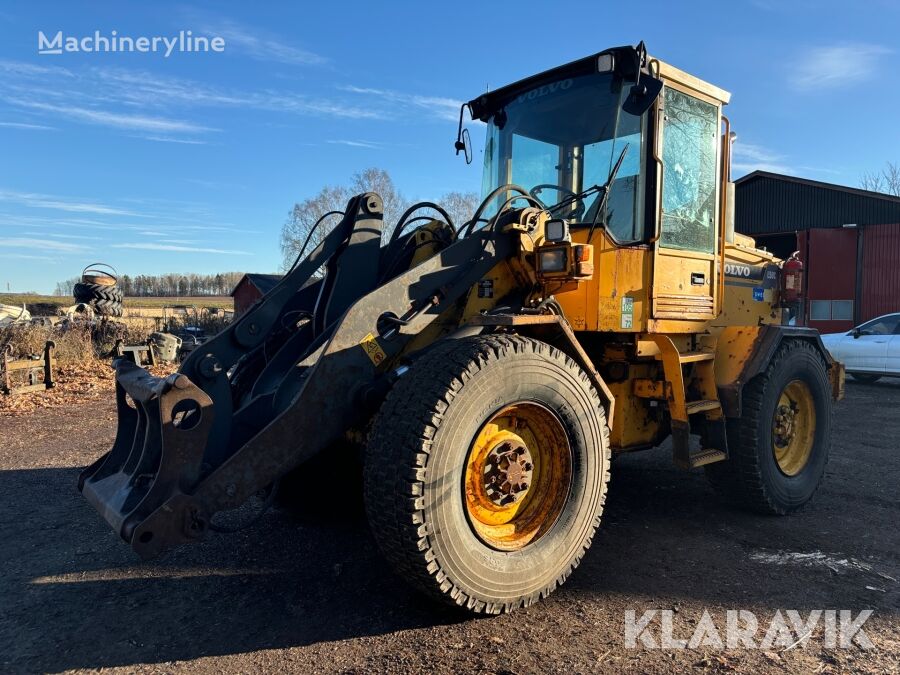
230,273,282,297
466,45,642,122
735,170,900,235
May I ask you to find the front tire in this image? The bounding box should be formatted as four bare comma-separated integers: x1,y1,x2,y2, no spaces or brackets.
706,340,832,514
364,335,610,614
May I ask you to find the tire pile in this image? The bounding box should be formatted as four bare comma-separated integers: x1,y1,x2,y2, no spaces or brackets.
73,263,124,317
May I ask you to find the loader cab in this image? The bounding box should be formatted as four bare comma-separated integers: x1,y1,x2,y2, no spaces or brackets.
470,46,732,330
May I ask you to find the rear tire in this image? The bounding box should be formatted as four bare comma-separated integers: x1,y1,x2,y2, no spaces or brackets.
364,335,610,614
850,373,881,384
705,340,832,515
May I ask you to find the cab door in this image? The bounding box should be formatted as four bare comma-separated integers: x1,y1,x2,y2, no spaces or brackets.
652,84,720,322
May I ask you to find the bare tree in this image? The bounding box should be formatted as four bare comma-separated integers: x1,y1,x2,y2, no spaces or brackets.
861,161,900,196
53,277,80,296
56,272,252,297
280,168,486,270
437,191,481,231
280,168,416,270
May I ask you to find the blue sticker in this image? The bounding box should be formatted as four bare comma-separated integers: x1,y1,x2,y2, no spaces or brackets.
753,287,765,301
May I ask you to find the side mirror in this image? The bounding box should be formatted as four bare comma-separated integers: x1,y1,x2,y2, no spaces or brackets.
623,75,663,116
454,103,473,165
852,328,862,339
455,127,472,165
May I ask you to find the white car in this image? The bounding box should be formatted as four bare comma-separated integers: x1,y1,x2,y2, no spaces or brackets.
820,312,900,383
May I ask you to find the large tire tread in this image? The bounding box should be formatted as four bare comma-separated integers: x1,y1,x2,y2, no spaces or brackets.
364,334,610,614
73,282,123,304
706,339,832,515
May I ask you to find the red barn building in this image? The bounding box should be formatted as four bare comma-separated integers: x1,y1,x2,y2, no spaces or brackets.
230,273,283,316
735,171,900,333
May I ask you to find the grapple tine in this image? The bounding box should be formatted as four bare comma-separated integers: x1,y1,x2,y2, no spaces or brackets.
79,359,213,549
77,380,138,490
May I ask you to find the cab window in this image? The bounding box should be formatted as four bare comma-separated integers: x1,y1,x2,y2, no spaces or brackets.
659,87,718,253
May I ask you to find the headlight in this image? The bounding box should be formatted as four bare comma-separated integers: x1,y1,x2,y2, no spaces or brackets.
539,247,567,273
545,219,569,242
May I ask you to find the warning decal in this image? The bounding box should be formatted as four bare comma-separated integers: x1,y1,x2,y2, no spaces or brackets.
359,332,387,366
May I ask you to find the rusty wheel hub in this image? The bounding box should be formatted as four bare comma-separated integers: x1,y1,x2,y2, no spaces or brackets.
483,440,534,506
773,402,797,448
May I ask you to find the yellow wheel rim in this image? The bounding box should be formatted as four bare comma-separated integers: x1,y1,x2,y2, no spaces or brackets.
464,402,572,551
772,380,816,476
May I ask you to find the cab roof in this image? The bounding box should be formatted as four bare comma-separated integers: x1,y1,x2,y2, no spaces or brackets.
466,45,730,122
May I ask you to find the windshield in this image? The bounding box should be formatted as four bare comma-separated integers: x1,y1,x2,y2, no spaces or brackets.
481,71,646,241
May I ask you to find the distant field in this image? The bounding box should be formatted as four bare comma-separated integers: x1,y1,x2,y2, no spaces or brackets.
0,294,233,310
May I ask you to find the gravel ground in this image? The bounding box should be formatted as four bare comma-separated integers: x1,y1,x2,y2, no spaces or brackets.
0,379,897,674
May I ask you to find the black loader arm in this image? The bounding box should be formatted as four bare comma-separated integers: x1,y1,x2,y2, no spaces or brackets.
79,194,514,559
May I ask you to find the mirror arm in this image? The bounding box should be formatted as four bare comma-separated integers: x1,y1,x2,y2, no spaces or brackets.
454,103,468,155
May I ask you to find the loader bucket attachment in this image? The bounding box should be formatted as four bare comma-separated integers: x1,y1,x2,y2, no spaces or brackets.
79,191,514,558
78,361,214,544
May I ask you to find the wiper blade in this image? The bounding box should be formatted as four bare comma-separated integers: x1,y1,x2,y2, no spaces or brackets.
545,184,602,213
587,143,629,242
544,143,630,223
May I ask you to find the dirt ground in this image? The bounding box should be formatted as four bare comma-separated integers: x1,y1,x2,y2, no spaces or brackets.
0,379,897,674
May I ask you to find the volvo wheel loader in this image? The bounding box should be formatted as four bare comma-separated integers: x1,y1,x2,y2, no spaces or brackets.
79,43,844,614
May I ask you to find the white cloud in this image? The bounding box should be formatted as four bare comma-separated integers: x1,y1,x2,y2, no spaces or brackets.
0,253,57,261
731,141,795,175
9,98,216,134
730,141,844,178
326,139,382,149
791,44,893,90
0,59,72,77
0,237,86,252
21,231,101,240
340,85,462,121
138,135,209,145
0,61,384,131
111,243,250,255
0,121,56,130
0,189,140,216
202,19,328,66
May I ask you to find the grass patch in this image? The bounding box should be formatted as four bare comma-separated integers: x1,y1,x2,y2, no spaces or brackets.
0,294,233,311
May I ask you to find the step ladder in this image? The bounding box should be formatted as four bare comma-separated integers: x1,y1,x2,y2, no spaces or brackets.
636,335,728,469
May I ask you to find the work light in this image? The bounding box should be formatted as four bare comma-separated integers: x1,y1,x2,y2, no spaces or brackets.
538,247,568,273
545,219,569,242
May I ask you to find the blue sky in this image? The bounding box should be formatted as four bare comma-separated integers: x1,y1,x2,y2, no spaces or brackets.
1,0,898,294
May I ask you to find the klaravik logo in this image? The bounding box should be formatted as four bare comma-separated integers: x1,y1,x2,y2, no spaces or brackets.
38,30,225,57
624,609,875,650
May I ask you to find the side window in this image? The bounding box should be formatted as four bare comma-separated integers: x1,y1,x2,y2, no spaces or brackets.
860,315,900,335
660,88,718,253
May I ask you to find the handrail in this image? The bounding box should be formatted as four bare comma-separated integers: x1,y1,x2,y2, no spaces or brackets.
717,115,731,316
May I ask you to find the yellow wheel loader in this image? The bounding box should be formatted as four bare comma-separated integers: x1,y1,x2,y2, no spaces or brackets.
79,43,844,614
